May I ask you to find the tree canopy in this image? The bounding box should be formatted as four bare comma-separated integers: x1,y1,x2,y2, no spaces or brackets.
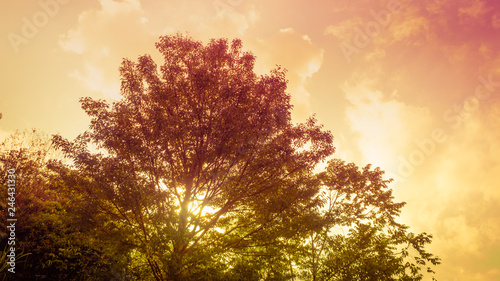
2,34,439,281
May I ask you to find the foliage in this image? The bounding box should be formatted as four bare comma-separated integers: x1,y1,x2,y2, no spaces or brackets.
0,34,440,280
295,159,441,281
0,130,131,280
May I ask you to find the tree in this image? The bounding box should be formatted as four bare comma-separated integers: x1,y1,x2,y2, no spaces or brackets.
54,33,334,281
0,130,124,280
293,159,440,281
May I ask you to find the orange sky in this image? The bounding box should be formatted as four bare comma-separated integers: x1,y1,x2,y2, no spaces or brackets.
1,0,500,280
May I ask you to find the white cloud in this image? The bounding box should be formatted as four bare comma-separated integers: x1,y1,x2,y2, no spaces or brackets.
100,0,141,15
344,80,433,176
69,62,120,99
248,28,324,120
400,101,500,281
59,0,156,99
459,0,488,19
324,18,363,41
389,16,429,44
57,0,265,100
492,13,500,29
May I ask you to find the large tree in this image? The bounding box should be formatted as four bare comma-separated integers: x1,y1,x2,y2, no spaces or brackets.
54,33,334,281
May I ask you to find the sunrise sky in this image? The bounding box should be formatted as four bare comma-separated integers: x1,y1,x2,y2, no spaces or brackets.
1,0,500,280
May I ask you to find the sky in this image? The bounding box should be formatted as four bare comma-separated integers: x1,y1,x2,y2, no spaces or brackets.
1,0,500,280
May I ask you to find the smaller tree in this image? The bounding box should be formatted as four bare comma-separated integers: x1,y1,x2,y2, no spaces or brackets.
0,130,129,280
293,159,440,281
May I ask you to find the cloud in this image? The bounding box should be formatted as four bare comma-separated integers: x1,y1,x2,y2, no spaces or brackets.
330,2,500,276
492,12,500,29
364,48,386,62
425,0,448,15
248,28,324,120
389,16,429,44
324,17,364,41
400,101,500,281
342,72,500,281
57,0,264,100
343,79,433,179
193,5,255,41
68,62,119,98
459,0,489,20
56,0,321,121
141,0,259,43
100,0,141,15
59,0,157,99
441,42,474,65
